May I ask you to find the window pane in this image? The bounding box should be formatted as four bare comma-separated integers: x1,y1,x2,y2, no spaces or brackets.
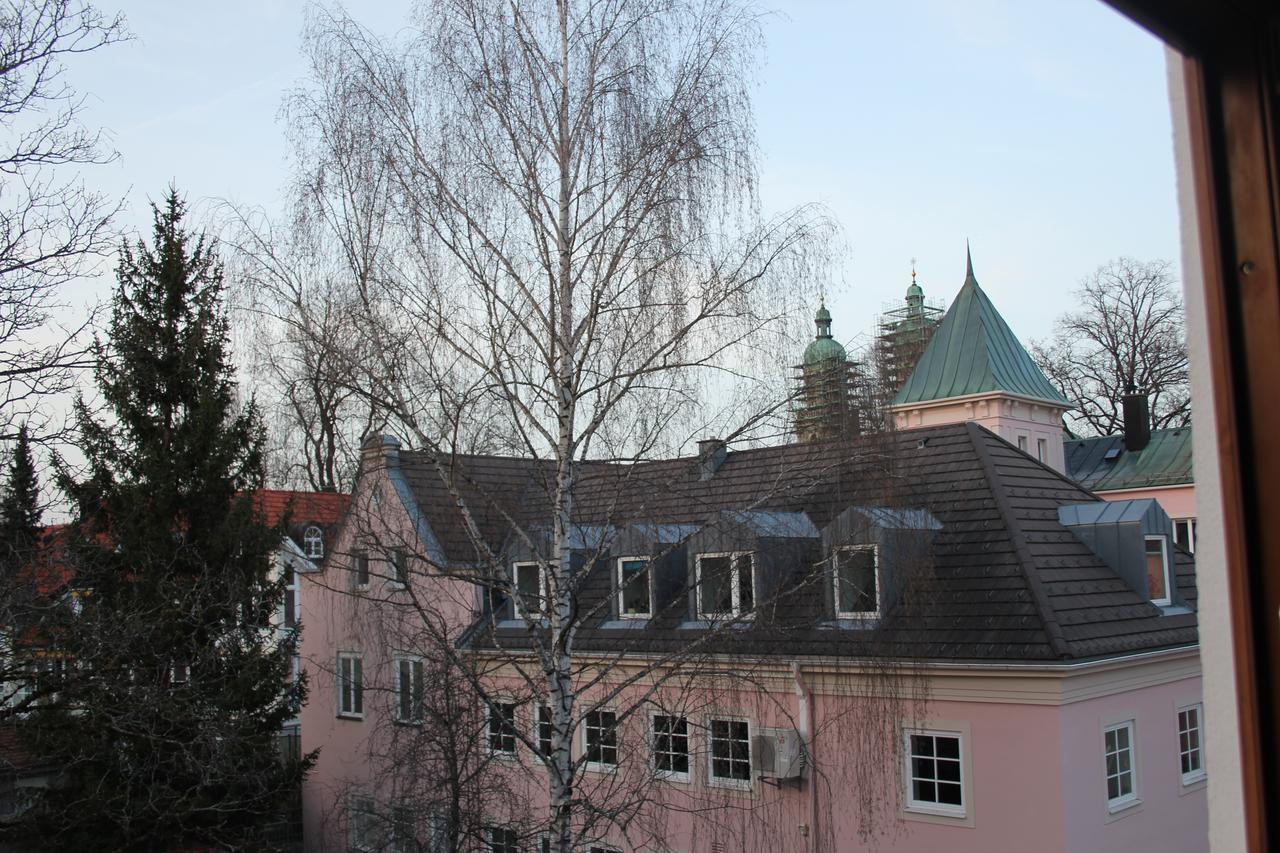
398,660,411,721
619,559,651,616
516,563,542,616
938,782,963,805
1145,538,1168,601
836,548,877,614
735,554,754,612
699,556,732,615
538,705,553,756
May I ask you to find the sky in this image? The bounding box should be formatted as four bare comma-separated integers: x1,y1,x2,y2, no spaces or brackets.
69,0,1179,353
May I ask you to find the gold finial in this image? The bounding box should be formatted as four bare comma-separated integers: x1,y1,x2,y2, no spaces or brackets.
911,257,917,282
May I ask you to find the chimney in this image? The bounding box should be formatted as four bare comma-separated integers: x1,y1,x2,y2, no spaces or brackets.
1121,388,1151,452
697,438,727,481
361,433,402,468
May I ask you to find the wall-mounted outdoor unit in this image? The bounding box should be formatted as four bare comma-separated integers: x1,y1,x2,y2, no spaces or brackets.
751,728,806,780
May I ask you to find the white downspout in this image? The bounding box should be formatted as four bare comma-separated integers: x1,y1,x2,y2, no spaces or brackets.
792,662,819,851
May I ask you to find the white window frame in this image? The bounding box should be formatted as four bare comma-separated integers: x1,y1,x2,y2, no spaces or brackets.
583,708,619,772
393,654,424,724
487,825,520,853
512,561,547,620
1144,535,1173,606
352,550,370,590
706,715,752,789
1036,437,1048,462
535,703,553,763
486,700,518,757
615,556,652,619
337,652,363,719
903,729,966,817
1174,517,1197,552
650,711,691,783
1016,433,1029,451
349,791,378,852
832,544,880,619
1103,720,1139,812
695,552,755,620
389,549,409,588
303,525,324,559
282,564,299,628
1177,703,1207,785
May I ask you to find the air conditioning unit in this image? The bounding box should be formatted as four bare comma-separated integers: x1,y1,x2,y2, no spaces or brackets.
751,727,806,780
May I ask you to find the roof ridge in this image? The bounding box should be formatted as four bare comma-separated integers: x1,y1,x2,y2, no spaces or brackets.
965,421,1071,659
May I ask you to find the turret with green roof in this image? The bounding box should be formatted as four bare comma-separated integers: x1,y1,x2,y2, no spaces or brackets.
794,301,861,442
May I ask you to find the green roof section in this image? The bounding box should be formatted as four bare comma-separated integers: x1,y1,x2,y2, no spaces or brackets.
1065,427,1194,492
892,249,1070,407
802,301,848,366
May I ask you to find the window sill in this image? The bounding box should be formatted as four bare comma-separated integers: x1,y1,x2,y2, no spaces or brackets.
600,619,650,630
336,713,363,722
487,749,519,762
393,718,423,727
584,762,619,775
1106,796,1142,816
1158,604,1192,616
827,616,881,629
679,619,753,630
1179,772,1207,795
654,770,691,785
707,777,753,792
904,803,965,819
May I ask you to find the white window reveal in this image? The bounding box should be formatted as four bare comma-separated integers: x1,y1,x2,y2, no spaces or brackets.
1104,721,1138,810
395,657,424,724
536,704,553,760
1177,704,1206,784
487,702,517,755
652,714,690,781
337,653,363,718
708,717,751,787
1036,437,1048,462
1145,536,1172,606
616,557,652,618
696,552,754,619
833,545,878,618
513,561,546,619
584,710,619,770
1174,518,1197,552
1016,434,1029,452
905,731,964,815
303,525,324,559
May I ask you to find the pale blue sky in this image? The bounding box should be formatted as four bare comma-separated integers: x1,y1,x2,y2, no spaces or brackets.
72,0,1177,349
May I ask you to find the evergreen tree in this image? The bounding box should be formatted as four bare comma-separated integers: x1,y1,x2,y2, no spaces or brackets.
0,423,41,573
8,190,310,850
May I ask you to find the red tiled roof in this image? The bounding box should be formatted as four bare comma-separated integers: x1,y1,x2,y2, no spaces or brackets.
250,490,351,528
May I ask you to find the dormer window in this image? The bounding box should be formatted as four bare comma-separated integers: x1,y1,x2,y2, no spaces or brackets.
303,526,324,559
696,552,754,619
513,561,547,619
1145,536,1172,606
833,545,879,618
616,557,651,618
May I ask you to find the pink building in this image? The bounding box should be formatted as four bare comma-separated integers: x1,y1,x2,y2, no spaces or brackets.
298,260,1206,853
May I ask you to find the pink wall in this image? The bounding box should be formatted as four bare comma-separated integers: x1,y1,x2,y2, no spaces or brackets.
1095,484,1196,522
891,393,1070,473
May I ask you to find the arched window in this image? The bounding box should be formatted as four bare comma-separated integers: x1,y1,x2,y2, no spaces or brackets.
303,526,324,559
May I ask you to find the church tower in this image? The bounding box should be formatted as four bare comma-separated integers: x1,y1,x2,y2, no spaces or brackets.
794,303,862,443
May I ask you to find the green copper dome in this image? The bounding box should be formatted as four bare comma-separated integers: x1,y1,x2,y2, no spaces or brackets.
803,302,847,365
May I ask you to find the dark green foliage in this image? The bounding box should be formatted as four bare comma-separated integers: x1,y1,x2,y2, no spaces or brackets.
0,423,41,574
7,190,311,850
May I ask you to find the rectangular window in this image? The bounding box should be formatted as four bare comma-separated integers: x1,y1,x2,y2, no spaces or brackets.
1174,518,1197,552
395,657,424,724
488,826,520,853
616,557,652,618
1145,536,1172,605
391,549,409,586
652,714,690,780
905,731,964,814
283,565,297,627
584,709,619,770
487,702,517,755
833,546,878,617
1016,434,1029,451
1104,721,1137,809
353,551,370,589
537,704,553,760
513,561,546,619
389,804,415,853
708,717,751,786
338,653,363,718
1177,704,1206,784
696,553,754,619
349,793,377,852
1036,437,1048,462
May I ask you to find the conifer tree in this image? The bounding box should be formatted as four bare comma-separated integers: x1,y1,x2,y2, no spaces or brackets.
8,190,310,850
0,423,41,573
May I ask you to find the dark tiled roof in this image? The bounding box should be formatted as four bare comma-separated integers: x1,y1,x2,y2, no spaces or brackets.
250,489,351,558
393,423,1196,664
893,257,1069,407
1065,428,1194,492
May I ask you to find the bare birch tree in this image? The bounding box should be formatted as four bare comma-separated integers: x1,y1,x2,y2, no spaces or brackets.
0,0,126,448
1031,257,1190,436
239,1,943,850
